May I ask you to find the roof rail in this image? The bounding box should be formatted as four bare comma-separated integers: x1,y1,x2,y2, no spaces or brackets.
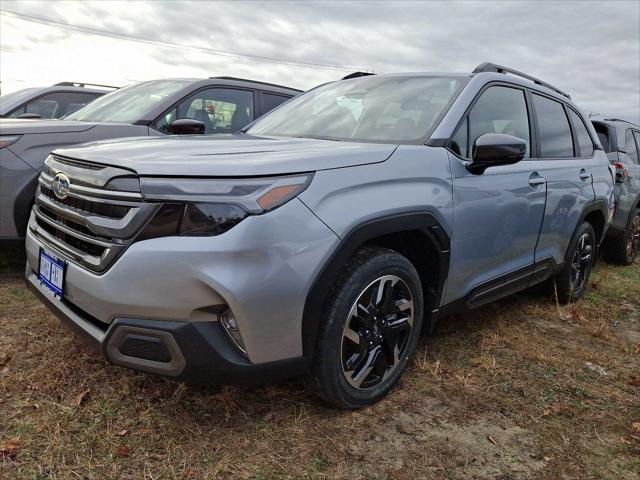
54,81,119,89
472,62,571,99
341,71,375,80
211,76,302,92
603,118,639,127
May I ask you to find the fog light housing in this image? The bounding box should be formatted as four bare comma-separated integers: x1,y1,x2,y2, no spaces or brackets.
219,308,246,355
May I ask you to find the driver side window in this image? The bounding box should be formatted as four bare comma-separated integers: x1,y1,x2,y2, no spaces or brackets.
154,88,254,134
451,86,530,159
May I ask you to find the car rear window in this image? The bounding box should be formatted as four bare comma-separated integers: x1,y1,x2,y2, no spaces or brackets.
532,94,574,158
568,109,594,157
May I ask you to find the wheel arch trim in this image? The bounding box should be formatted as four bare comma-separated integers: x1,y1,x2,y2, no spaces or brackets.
301,211,451,361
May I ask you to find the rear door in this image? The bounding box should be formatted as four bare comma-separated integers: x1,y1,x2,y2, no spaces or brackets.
531,93,597,268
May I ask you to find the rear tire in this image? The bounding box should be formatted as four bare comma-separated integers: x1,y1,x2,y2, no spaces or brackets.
555,222,596,304
603,209,640,266
312,247,423,409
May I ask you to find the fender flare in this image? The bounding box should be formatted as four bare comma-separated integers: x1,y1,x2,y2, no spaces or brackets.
300,211,451,361
578,199,609,244
13,174,40,238
629,192,640,223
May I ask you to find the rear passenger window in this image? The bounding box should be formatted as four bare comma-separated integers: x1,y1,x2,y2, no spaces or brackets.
626,130,639,164
261,93,290,114
450,86,530,159
568,109,594,157
532,94,574,158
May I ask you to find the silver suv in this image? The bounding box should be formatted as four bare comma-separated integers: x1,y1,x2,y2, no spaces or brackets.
25,64,614,408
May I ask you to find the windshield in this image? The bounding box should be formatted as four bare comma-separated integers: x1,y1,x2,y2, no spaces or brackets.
64,79,192,123
247,75,466,143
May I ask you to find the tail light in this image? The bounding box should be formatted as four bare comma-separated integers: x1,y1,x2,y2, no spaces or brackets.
612,162,628,184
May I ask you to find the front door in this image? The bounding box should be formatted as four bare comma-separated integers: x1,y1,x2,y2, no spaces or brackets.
444,84,546,305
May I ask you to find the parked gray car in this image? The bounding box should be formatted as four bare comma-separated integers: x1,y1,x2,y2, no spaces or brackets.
0,82,115,119
25,64,613,408
592,118,640,264
0,77,301,240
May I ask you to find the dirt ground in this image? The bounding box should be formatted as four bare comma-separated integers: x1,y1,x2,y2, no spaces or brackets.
1,245,638,480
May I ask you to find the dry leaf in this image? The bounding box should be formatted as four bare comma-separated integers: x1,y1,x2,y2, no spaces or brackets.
74,388,90,408
487,435,498,446
543,404,562,416
115,446,130,458
0,439,20,461
115,430,128,437
628,376,640,387
543,456,551,462
632,422,640,433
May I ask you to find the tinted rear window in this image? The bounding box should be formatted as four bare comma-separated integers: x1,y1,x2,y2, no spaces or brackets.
532,94,574,158
568,109,594,157
261,93,291,114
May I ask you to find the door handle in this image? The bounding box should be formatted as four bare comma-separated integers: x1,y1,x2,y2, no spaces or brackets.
579,169,592,181
529,173,546,187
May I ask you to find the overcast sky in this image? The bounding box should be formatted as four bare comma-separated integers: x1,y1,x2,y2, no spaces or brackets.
1,0,638,123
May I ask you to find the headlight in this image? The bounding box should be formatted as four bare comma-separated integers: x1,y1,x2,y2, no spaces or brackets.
180,203,248,236
0,135,22,149
138,174,313,238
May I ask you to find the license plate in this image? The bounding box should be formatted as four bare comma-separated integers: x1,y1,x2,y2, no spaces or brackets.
38,249,65,298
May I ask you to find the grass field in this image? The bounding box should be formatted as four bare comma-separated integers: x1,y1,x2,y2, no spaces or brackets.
0,247,638,480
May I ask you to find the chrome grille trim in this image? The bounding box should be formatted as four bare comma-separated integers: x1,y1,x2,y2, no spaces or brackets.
40,171,142,200
45,154,138,190
36,185,157,239
30,156,158,273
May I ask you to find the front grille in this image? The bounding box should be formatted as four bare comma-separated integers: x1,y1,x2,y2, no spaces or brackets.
31,155,158,273
41,185,129,219
39,205,108,240
36,217,107,257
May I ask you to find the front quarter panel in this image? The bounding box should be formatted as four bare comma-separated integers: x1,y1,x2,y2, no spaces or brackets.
298,145,454,240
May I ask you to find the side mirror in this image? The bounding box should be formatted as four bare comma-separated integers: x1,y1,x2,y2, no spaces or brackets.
167,119,205,135
18,113,42,119
468,133,527,174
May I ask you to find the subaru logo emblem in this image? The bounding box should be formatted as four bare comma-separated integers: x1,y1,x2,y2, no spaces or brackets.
52,172,70,200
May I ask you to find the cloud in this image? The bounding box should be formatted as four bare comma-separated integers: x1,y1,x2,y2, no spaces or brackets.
1,0,638,123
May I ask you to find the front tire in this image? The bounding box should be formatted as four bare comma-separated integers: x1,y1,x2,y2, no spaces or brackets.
555,222,596,303
312,247,423,409
603,209,640,266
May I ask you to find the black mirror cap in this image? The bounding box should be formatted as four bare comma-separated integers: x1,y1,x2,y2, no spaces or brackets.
167,119,206,135
17,113,42,119
468,133,527,174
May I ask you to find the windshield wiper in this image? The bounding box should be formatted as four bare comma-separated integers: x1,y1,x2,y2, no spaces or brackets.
293,135,343,142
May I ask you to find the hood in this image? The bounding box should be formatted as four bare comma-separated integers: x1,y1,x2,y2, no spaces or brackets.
0,118,97,135
52,134,398,176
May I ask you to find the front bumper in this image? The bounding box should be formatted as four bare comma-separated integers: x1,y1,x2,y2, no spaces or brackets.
26,268,309,383
25,197,340,378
